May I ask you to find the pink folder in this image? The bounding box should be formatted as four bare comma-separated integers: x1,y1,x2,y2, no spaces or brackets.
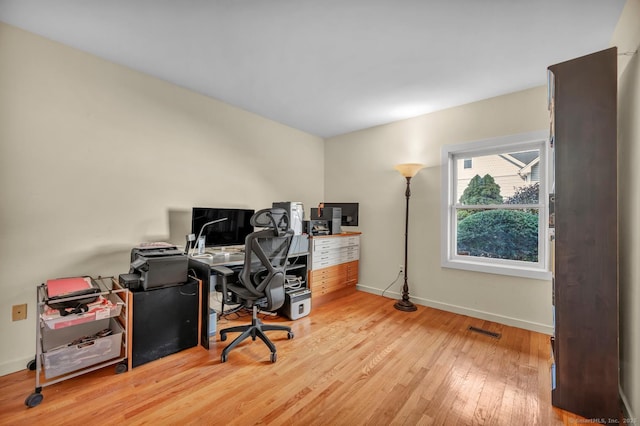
46,277,94,298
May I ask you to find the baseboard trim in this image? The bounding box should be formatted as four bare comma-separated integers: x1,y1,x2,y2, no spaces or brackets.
356,284,554,335
619,385,636,422
0,356,32,377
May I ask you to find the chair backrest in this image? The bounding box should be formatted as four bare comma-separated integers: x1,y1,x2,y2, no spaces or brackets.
238,208,294,311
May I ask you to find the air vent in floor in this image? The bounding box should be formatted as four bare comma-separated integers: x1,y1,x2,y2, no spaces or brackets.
468,326,501,339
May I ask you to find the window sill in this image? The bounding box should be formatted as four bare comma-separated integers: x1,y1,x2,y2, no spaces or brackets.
442,258,552,281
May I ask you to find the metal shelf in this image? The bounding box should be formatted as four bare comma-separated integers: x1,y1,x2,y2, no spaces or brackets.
25,276,130,408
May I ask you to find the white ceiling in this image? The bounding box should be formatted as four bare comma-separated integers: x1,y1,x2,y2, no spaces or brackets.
0,0,627,138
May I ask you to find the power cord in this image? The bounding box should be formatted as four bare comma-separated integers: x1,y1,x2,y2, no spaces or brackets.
257,308,281,320
284,275,303,291
381,270,403,298
219,307,250,323
217,305,281,324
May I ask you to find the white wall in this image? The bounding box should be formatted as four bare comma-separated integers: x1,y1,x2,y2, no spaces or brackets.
0,23,324,376
325,86,553,334
613,0,640,419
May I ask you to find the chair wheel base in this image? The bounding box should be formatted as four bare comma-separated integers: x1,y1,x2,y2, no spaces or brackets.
218,305,292,363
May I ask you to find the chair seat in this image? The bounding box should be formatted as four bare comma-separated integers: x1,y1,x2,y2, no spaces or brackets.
226,283,263,303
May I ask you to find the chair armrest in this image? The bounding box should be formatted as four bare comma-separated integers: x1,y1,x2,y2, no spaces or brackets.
211,265,234,276
210,265,235,304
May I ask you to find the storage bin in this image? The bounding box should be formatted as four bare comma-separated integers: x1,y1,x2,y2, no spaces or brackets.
41,295,123,330
41,318,110,352
42,318,123,379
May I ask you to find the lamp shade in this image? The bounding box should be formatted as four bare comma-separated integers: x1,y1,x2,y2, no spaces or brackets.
394,163,425,178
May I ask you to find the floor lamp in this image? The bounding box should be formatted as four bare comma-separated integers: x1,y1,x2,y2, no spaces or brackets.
394,163,425,312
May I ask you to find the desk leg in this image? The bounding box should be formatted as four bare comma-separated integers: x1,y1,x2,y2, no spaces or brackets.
127,291,133,371
188,259,211,350
197,278,202,347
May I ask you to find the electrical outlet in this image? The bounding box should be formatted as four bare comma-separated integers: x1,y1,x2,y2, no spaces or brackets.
12,304,27,321
399,264,404,273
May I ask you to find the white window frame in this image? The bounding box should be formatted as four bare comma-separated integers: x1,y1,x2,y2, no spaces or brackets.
440,130,551,280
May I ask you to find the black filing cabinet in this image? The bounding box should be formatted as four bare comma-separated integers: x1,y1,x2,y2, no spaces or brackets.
131,278,199,368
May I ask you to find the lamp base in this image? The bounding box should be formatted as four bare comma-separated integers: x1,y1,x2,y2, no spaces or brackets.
394,299,417,312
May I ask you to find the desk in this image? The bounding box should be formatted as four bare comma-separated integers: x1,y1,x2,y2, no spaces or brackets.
192,252,246,267
189,253,244,349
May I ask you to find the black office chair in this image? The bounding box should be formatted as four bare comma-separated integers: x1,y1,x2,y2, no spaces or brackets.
214,208,295,363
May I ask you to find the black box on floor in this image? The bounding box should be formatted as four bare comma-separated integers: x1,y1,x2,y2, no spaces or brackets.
131,278,199,368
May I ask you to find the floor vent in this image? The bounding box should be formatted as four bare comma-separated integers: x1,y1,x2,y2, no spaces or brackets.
468,326,501,339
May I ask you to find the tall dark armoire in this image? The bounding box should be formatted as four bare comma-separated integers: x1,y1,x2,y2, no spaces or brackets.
548,47,619,419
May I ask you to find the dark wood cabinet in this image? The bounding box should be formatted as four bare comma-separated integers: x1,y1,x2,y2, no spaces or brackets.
548,47,619,419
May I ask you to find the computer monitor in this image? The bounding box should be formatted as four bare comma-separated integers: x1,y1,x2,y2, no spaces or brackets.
191,208,255,248
323,202,359,226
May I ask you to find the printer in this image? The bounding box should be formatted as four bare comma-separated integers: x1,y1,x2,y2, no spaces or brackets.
310,206,341,235
129,245,188,291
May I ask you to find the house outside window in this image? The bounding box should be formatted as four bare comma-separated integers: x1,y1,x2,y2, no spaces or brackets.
441,130,551,280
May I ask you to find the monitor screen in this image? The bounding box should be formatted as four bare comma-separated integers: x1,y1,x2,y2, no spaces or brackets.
323,202,359,226
191,208,255,247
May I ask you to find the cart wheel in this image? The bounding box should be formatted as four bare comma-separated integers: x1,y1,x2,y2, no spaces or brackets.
270,352,277,363
26,358,37,371
115,362,128,374
287,332,294,340
25,392,43,408
221,353,228,363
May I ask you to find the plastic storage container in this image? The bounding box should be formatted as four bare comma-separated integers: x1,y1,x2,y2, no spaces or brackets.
42,318,123,379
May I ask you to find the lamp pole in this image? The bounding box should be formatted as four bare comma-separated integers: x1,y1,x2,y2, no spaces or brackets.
393,163,424,312
192,218,228,256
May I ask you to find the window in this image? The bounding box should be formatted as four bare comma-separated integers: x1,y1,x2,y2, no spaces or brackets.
441,130,551,280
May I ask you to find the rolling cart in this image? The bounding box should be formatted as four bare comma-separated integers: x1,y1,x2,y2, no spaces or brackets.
25,276,131,408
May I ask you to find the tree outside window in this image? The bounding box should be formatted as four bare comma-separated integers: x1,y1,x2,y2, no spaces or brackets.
457,179,539,262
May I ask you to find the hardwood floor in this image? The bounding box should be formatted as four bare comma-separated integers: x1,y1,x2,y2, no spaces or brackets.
1,291,582,425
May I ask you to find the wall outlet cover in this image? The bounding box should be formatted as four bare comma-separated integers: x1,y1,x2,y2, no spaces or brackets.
12,304,27,321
